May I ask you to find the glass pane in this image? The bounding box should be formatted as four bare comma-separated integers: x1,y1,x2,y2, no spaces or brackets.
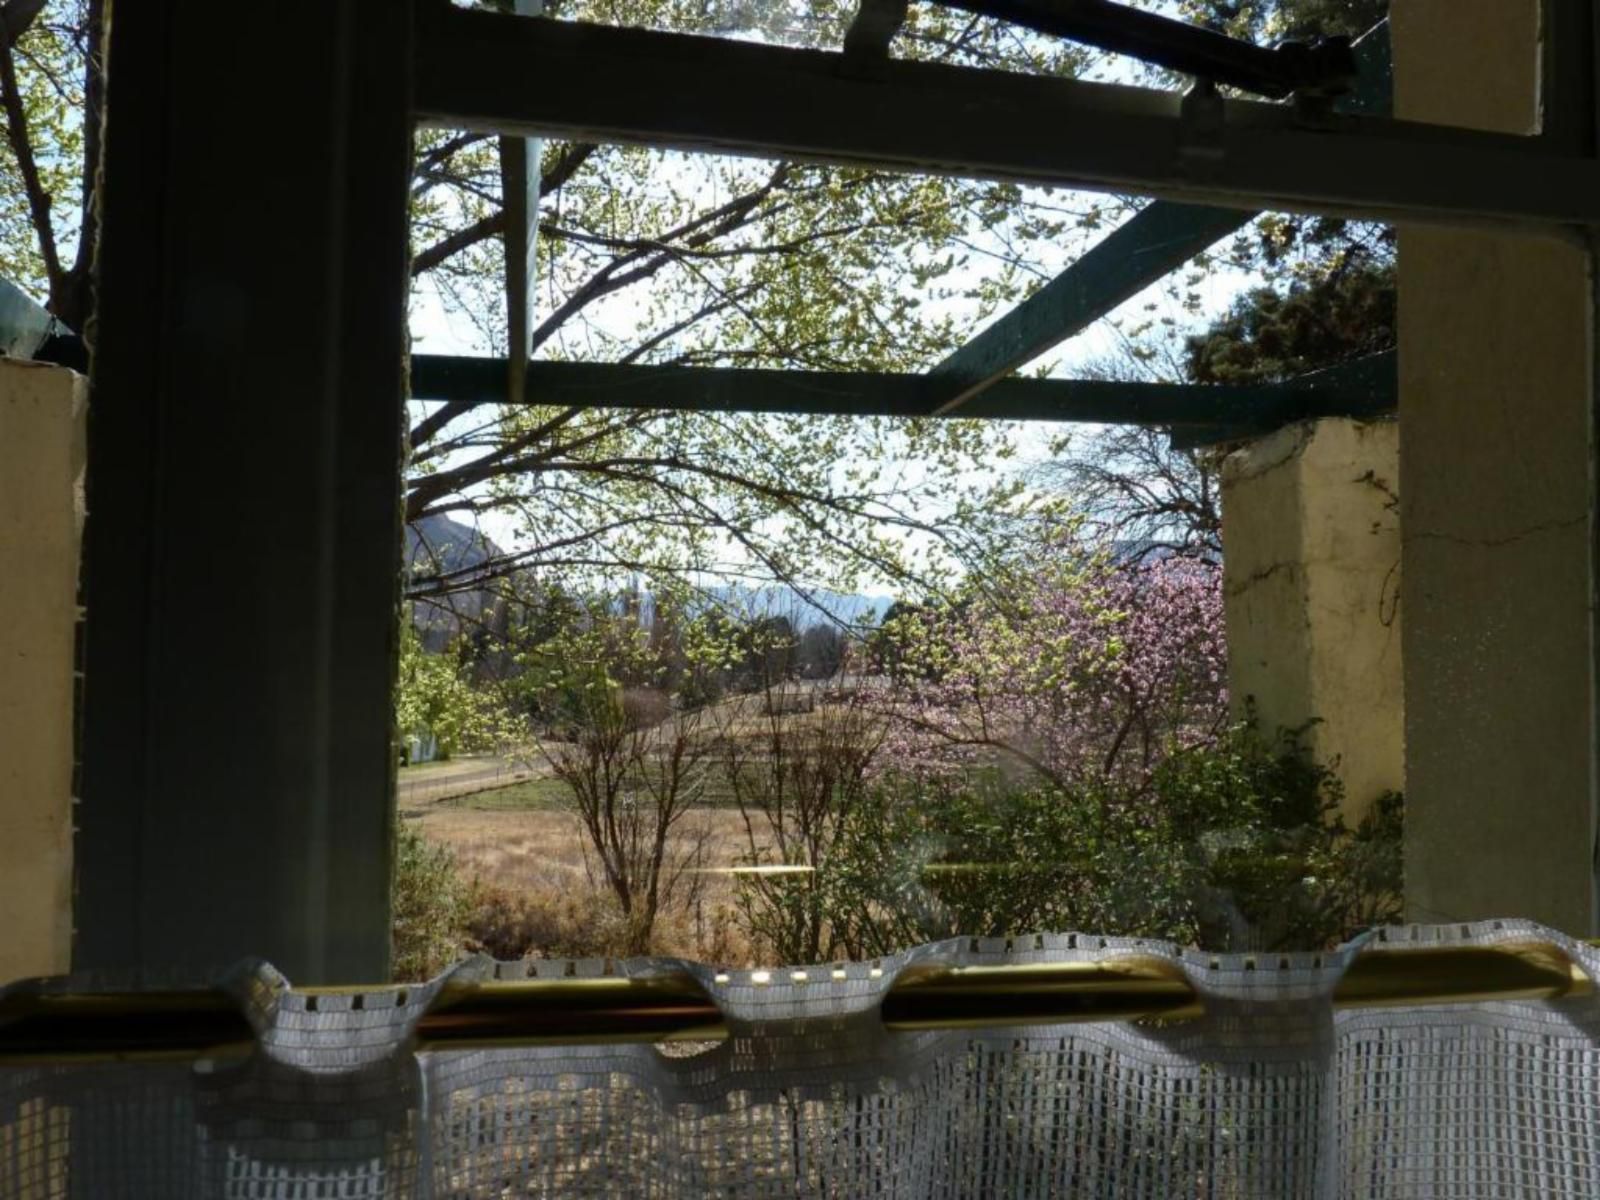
403,113,1398,973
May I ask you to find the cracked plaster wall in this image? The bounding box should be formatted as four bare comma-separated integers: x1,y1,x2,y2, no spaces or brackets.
1,358,84,982
1221,418,1402,825
1396,0,1596,932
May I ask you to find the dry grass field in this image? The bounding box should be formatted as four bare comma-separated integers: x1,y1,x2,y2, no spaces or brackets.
404,778,766,962
402,698,887,964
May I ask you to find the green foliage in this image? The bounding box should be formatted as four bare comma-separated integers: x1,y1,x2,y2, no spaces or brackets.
820,772,1205,957
0,0,93,319
1185,261,1395,385
1153,724,1402,948
395,620,522,761
795,725,1401,958
391,821,473,981
1178,0,1389,43
721,689,884,963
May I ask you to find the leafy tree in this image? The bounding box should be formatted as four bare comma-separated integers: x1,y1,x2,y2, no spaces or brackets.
1185,259,1395,385
1178,0,1388,44
395,620,523,761
0,0,99,330
872,546,1228,791
795,622,846,680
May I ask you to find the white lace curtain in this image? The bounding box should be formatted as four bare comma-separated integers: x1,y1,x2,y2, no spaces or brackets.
4,919,1599,1199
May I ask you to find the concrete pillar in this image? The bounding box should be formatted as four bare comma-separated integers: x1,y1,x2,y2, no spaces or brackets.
0,359,85,982
1396,0,1597,932
1221,418,1403,824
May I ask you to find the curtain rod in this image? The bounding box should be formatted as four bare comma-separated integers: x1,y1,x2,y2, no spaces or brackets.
1,941,1589,1065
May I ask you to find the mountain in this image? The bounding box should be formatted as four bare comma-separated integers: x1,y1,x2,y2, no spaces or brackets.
700,584,891,627
403,515,892,646
405,514,505,650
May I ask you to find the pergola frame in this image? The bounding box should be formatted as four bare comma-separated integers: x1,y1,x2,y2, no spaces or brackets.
70,0,1599,982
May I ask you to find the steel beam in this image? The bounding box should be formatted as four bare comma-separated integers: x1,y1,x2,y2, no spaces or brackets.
932,0,1353,99
927,204,1251,413
413,7,1600,231
500,0,545,404
79,0,414,983
410,353,1394,427
926,22,1390,414
1167,351,1397,449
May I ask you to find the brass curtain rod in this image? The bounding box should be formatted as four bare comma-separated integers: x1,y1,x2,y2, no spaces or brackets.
0,941,1590,1066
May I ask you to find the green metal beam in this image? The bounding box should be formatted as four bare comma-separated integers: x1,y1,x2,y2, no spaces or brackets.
927,21,1391,415
1168,350,1398,449
0,276,55,358
410,353,1394,427
926,204,1252,413
412,11,1580,228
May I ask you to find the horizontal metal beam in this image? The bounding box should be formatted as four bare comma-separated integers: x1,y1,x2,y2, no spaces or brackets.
1,940,1589,1062
413,7,1600,231
1167,351,1397,448
410,354,1394,427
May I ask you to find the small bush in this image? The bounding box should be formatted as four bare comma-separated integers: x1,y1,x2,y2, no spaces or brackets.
463,882,635,960
800,726,1403,958
1153,726,1403,949
819,771,1205,958
392,820,473,981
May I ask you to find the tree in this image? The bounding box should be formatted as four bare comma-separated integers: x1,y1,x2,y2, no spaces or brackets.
873,546,1228,791
4,0,1392,613
395,620,523,762
528,612,717,953
795,623,846,680
0,0,99,331
1,0,1116,617
1179,0,1388,44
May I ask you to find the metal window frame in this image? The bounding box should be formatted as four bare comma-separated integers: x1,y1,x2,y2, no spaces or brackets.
64,0,1597,986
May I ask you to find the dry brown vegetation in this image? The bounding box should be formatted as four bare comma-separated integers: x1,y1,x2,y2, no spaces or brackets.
405,794,760,963
402,690,916,970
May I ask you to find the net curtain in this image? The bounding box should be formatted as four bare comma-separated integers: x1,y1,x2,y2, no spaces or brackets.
3,919,1599,1199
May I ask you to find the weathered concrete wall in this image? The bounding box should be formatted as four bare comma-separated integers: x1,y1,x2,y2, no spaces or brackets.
1222,418,1403,823
1395,0,1597,932
0,359,85,982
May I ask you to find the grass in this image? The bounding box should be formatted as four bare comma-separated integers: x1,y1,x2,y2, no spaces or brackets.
397,757,474,777
408,797,760,962
437,776,573,811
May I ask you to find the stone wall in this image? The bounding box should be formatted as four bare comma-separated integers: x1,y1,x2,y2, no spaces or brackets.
0,359,85,981
1395,0,1597,932
1222,418,1403,824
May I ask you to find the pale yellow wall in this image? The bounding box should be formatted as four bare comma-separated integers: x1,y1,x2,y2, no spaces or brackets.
1222,418,1403,824
1395,0,1597,932
0,359,84,982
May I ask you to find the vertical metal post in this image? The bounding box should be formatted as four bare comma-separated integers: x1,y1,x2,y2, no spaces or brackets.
500,0,544,401
76,0,415,982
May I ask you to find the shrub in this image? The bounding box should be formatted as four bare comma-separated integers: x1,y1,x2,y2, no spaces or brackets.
721,688,883,963
392,820,473,980
810,726,1402,957
463,882,635,960
1153,725,1403,949
820,771,1204,958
